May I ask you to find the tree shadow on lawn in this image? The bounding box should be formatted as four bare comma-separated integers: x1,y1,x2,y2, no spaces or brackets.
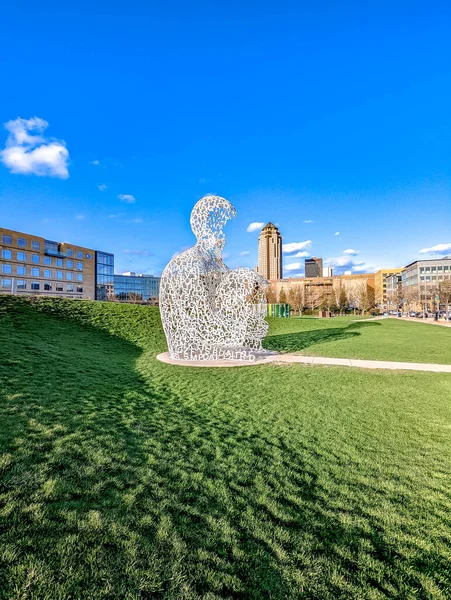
0,310,434,599
264,321,382,353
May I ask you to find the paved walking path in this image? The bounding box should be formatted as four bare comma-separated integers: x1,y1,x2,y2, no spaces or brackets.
157,352,451,372
390,316,451,328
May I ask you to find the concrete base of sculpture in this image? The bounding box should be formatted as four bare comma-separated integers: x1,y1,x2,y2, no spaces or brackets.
156,350,279,368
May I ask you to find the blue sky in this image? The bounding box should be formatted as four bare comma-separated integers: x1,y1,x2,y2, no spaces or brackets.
0,0,450,276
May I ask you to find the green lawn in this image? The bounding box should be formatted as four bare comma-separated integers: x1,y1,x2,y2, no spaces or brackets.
264,316,451,364
1,296,450,599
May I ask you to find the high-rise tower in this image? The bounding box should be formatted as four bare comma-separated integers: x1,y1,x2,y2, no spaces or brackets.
305,257,323,278
257,222,282,280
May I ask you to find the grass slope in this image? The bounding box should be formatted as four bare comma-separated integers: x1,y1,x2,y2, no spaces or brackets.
0,297,450,599
265,316,451,364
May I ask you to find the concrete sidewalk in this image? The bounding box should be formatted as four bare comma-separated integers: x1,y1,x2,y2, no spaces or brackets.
157,352,451,372
390,316,451,328
271,354,451,372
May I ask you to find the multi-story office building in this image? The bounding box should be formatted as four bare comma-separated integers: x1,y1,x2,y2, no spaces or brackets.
257,222,282,281
385,273,402,307
0,227,114,301
95,251,115,300
402,257,451,287
114,272,160,303
305,257,323,278
374,268,403,307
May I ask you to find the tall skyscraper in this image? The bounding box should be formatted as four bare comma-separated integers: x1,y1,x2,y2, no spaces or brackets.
258,222,282,280
305,257,323,278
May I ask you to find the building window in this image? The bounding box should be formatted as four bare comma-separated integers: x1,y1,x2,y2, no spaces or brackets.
438,266,443,271
31,267,40,277
32,241,41,250
76,286,83,293
56,258,63,267
426,267,430,272
76,261,83,270
77,251,83,259
32,254,40,264
67,272,74,280
2,249,12,259
44,282,52,291
17,265,26,275
17,251,27,261
44,269,52,278
66,260,73,268
67,284,74,292
2,264,12,274
44,256,52,265
56,271,63,279
431,267,437,273
2,235,12,244
420,276,424,281
17,280,26,290
444,266,449,272
419,267,424,273
1,278,12,288
31,282,40,291
17,238,27,247
56,284,63,291
67,248,73,257
76,273,83,282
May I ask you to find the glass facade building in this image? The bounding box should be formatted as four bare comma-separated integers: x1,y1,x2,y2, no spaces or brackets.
114,272,160,302
96,252,115,300
0,227,99,299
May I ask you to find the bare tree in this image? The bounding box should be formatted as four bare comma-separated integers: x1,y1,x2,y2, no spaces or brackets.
278,287,287,304
355,280,372,315
338,284,348,315
266,283,277,304
439,280,451,317
106,286,118,302
288,285,304,315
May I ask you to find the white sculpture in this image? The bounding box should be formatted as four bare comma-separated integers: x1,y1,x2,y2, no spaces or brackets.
160,195,268,361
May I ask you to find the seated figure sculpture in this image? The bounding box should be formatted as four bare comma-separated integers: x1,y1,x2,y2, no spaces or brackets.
160,195,269,361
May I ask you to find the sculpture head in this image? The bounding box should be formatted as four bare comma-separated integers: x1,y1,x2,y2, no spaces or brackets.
190,195,236,249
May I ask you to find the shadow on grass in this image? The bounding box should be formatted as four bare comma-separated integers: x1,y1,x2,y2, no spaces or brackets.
264,320,382,353
0,304,439,599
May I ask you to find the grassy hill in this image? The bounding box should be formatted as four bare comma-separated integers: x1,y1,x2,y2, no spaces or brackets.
1,296,450,599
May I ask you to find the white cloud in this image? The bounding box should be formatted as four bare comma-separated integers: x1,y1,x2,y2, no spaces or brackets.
1,117,69,178
75,214,85,221
292,251,310,258
98,184,107,191
106,213,122,219
334,232,340,236
419,243,451,255
90,160,100,166
123,249,149,256
325,255,377,274
325,256,364,268
343,248,359,256
240,250,250,256
118,194,136,203
303,219,312,223
199,178,207,184
285,262,303,271
282,240,312,254
247,222,264,232
132,218,143,223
